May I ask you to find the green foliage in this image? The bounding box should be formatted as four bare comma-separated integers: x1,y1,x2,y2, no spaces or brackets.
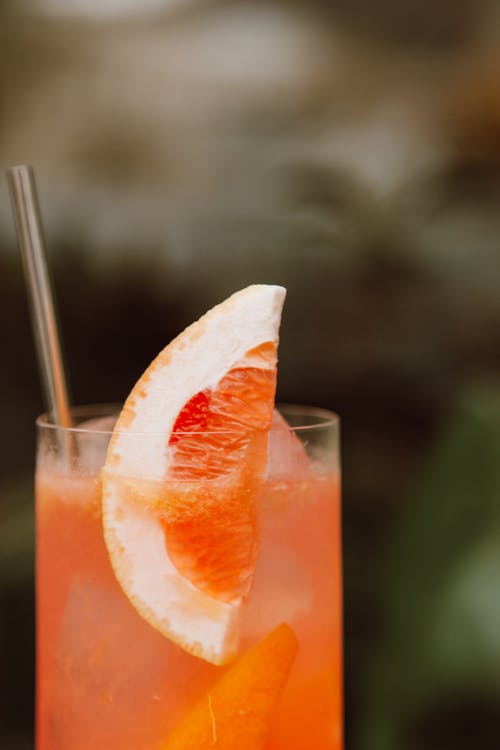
360,385,500,749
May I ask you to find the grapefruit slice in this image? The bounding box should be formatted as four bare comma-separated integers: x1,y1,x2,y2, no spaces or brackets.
101,285,286,664
161,623,298,750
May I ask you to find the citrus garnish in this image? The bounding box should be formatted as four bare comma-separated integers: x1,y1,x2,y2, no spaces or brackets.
101,285,286,664
161,623,298,750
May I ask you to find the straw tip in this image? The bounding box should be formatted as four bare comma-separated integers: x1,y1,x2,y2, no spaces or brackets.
7,164,33,175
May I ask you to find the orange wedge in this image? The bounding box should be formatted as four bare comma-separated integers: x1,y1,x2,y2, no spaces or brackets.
162,623,298,750
101,285,286,664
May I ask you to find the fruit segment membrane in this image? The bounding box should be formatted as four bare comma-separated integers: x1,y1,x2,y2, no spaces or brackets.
36,431,342,750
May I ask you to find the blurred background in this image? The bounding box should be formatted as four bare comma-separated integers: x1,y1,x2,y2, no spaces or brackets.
2,1,500,748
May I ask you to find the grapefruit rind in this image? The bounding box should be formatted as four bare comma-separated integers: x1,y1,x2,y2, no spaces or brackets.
101,285,286,665
161,623,299,750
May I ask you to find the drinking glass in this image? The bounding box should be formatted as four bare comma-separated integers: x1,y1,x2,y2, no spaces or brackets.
36,404,342,750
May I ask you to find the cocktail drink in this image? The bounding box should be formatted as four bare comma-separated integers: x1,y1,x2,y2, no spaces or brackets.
36,286,342,750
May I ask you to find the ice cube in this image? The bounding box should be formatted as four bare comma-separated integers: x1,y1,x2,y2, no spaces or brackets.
51,581,182,749
243,543,312,639
73,414,118,473
266,409,311,480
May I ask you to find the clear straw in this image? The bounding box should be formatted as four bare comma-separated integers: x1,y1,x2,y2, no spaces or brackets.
6,165,72,430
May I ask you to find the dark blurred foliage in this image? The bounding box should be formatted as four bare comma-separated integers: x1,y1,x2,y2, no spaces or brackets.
2,1,500,748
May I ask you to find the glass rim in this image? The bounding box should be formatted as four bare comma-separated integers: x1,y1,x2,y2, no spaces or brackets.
36,402,339,436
